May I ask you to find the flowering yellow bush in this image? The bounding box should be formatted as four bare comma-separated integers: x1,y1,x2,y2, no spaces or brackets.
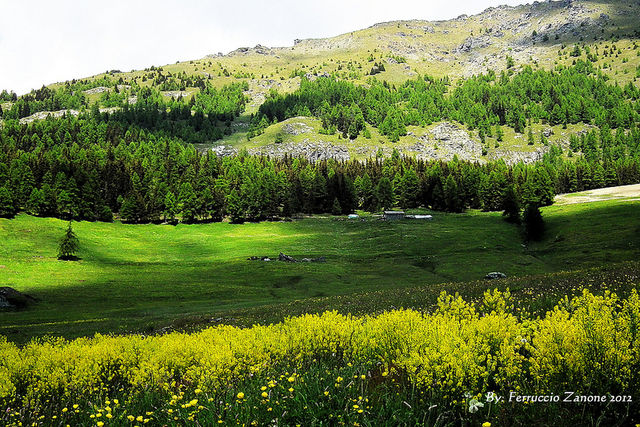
0,289,638,415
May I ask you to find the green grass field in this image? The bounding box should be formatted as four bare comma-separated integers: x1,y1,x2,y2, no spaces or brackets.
1,198,638,343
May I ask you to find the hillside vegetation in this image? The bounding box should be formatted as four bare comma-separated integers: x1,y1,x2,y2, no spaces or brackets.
2,0,640,162
2,289,640,426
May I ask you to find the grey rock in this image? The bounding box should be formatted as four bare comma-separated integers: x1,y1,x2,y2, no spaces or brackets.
282,122,313,135
455,36,490,53
418,122,483,161
485,272,507,280
248,140,350,162
278,252,297,262
210,145,237,157
163,90,191,98
488,147,548,165
19,109,81,124
83,86,110,95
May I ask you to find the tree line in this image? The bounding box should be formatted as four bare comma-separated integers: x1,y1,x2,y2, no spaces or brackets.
1,110,639,223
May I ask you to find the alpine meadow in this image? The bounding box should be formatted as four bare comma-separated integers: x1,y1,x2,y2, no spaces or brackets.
2,0,640,425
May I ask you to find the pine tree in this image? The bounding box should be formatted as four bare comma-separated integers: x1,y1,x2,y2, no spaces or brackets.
26,188,44,216
331,197,342,216
502,184,521,224
0,186,16,218
120,196,139,223
57,222,79,260
164,191,177,223
523,204,545,241
376,177,394,211
178,182,198,223
226,189,245,224
399,168,421,209
359,173,376,212
443,175,462,213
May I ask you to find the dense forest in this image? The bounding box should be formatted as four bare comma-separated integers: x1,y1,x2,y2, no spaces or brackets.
255,60,640,147
1,61,640,223
0,111,638,223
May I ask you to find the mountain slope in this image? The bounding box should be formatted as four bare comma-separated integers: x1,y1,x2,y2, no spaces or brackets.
2,0,640,162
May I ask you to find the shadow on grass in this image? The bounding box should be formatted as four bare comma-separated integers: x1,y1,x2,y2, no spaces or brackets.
1,201,639,344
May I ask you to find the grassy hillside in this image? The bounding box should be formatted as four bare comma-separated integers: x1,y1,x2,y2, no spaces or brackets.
5,0,638,161
1,198,638,343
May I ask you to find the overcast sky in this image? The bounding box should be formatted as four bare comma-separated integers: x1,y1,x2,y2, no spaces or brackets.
0,0,530,95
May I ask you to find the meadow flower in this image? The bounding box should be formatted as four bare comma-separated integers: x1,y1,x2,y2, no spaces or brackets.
468,399,484,413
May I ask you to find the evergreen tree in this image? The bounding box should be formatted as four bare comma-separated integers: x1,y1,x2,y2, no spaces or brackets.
399,167,420,209
480,171,507,211
164,191,177,223
97,205,113,222
226,189,245,224
0,186,16,218
502,184,521,224
57,222,79,260
26,188,45,216
358,173,376,212
523,204,545,241
178,182,198,223
331,197,342,216
443,175,462,213
376,177,394,211
120,195,139,223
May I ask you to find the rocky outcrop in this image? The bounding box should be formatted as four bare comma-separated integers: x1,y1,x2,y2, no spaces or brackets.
83,86,110,95
210,145,237,157
417,122,483,162
488,147,548,165
282,121,313,135
247,140,350,162
19,109,81,124
455,36,491,53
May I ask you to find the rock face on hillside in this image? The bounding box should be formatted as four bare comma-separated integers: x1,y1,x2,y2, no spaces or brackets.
83,86,110,95
282,121,313,135
488,148,548,164
416,122,483,162
248,140,351,162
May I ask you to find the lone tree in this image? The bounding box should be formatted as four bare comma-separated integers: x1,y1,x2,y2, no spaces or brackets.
58,222,79,260
523,204,545,241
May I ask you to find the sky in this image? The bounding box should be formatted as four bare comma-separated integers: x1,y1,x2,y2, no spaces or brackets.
0,0,530,95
